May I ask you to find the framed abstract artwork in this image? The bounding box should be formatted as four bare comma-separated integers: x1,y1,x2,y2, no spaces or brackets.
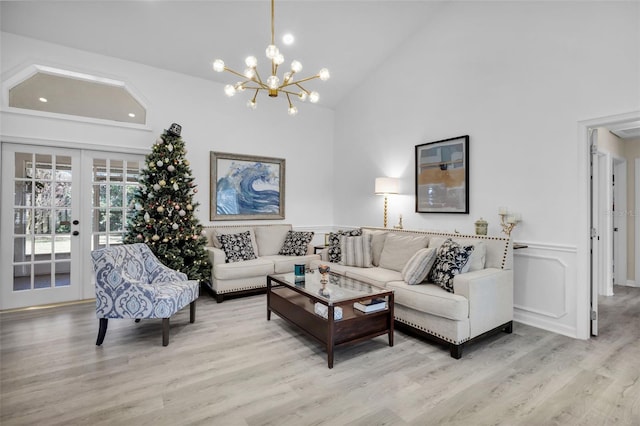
210,151,285,220
415,135,469,214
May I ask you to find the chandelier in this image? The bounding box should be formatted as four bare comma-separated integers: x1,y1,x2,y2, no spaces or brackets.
212,0,330,116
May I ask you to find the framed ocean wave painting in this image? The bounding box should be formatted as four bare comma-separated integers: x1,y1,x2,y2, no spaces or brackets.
210,152,285,220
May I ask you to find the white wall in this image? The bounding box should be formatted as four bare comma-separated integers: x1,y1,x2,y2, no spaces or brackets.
1,32,336,232
333,2,640,338
624,138,640,283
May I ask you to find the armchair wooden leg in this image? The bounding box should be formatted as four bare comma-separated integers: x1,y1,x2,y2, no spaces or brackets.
190,301,196,323
162,318,170,346
96,318,108,346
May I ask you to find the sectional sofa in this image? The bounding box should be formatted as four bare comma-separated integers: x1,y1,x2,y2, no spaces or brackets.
203,224,319,302
310,226,513,358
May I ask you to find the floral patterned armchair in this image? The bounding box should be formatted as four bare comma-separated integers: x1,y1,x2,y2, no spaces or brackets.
91,243,199,346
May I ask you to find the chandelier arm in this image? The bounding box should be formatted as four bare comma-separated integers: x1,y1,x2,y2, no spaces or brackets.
253,68,265,86
280,89,302,97
294,83,310,94
285,92,293,108
222,67,250,80
281,75,320,88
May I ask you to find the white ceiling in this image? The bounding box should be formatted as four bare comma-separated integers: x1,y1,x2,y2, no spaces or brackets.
0,1,445,108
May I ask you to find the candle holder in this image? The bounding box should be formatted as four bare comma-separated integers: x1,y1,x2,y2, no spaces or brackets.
498,208,521,237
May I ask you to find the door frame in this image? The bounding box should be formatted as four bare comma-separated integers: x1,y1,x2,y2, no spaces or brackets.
612,156,627,289
0,136,148,309
578,110,640,339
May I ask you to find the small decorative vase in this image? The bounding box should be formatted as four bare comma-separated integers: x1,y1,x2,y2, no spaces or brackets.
475,217,488,235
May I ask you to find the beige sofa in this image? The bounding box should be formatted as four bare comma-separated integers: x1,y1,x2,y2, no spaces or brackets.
203,224,319,302
310,226,513,358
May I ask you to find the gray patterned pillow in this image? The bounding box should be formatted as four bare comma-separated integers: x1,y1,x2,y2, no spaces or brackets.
279,231,314,256
428,238,474,292
327,229,362,263
218,231,257,263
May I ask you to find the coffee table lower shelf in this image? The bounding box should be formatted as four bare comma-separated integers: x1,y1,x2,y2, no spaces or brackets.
267,285,394,368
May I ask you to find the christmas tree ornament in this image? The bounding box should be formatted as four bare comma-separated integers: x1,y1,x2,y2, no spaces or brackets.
152,234,160,241
167,165,175,172
157,206,165,213
179,210,186,217
153,183,161,191
173,183,179,191
186,204,193,211
172,223,179,230
144,212,150,222
157,160,163,167
159,180,166,187
167,144,174,152
156,136,164,144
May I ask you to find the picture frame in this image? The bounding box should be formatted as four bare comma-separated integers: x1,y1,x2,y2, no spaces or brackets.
210,151,285,220
415,135,469,214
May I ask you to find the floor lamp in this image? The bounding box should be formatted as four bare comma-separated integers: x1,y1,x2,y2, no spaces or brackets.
375,177,399,228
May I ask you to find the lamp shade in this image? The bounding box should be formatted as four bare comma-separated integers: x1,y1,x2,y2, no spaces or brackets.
375,177,399,195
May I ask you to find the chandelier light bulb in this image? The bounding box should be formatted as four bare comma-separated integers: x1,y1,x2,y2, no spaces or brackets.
244,68,256,79
288,106,298,116
298,91,307,101
318,68,330,81
245,56,257,68
267,75,280,90
291,60,303,73
283,71,292,83
236,83,246,92
247,99,257,110
224,84,236,97
265,44,279,59
309,91,319,103
213,59,225,72
274,53,285,66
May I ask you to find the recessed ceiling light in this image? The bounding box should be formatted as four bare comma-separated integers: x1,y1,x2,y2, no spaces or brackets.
128,113,136,118
282,33,294,45
39,97,48,103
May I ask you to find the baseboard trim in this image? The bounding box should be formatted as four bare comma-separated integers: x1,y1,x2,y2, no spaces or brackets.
623,280,639,288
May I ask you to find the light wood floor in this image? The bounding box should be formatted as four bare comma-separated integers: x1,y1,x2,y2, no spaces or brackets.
1,285,639,426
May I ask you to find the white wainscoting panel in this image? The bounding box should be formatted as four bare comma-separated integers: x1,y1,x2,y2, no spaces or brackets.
513,241,579,338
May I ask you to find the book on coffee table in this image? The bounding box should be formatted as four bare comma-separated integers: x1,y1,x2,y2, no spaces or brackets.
354,298,387,313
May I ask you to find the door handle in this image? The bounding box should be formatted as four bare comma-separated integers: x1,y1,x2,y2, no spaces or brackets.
72,231,79,236
73,220,79,225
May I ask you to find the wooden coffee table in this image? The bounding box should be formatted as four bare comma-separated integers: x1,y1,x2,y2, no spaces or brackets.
267,271,394,368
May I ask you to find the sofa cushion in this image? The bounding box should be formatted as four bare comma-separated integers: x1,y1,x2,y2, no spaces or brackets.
378,233,429,272
339,234,373,268
254,225,291,256
363,229,388,266
279,231,314,256
430,237,486,272
402,247,437,285
345,267,402,288
429,238,474,293
386,281,468,321
213,258,274,280
262,254,321,274
327,229,362,263
218,231,257,263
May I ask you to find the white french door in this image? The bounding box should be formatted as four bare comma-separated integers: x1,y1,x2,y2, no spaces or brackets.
1,143,144,310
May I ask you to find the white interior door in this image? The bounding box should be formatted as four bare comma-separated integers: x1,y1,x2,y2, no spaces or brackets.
1,143,144,310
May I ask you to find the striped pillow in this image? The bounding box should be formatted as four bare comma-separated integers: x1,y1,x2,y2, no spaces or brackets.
402,248,437,285
339,234,373,268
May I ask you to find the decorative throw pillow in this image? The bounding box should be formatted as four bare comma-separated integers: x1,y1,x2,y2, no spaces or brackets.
339,234,373,267
279,231,314,256
402,247,437,285
218,231,257,263
428,238,474,292
327,229,362,263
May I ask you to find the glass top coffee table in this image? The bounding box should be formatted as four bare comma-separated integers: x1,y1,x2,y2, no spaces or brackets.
267,271,394,368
